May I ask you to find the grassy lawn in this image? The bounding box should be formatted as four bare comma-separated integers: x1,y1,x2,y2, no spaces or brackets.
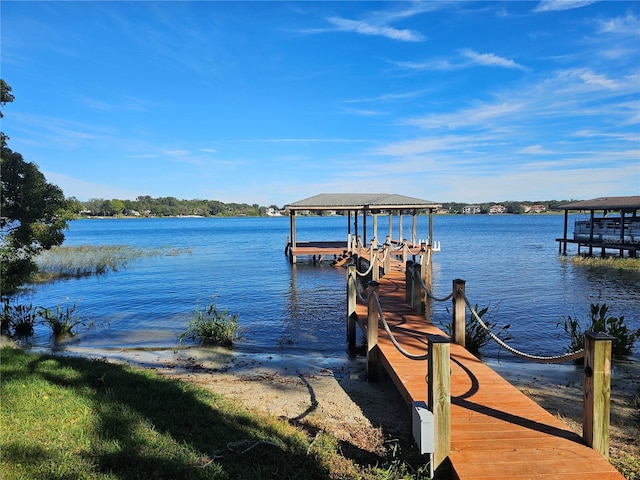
1,346,429,480
0,346,351,479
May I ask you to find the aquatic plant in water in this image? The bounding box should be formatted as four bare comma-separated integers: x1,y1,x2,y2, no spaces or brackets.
34,245,191,281
558,303,640,360
180,301,244,346
1,302,38,337
38,304,86,337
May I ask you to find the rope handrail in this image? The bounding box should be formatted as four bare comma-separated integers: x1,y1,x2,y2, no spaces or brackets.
414,272,454,302
355,259,375,277
372,290,429,361
378,244,390,265
406,244,423,255
462,293,585,364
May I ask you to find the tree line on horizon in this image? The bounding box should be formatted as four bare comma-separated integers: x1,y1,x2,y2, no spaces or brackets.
69,196,280,218
66,197,576,218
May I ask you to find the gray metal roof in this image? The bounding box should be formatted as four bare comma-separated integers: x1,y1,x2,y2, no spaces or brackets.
559,196,640,211
285,193,441,211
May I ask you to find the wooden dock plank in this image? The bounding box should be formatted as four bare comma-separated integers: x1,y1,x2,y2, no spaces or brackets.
352,257,624,480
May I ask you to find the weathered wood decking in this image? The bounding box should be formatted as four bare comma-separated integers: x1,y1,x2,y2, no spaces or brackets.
353,260,624,480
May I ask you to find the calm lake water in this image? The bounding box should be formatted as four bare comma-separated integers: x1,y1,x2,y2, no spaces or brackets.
11,214,640,369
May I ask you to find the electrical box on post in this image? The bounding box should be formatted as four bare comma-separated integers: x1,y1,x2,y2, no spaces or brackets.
412,401,435,455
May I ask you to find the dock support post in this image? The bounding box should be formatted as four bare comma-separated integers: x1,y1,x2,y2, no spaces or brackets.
428,334,451,472
405,260,414,305
583,331,613,459
289,211,297,264
366,281,380,382
372,248,380,282
420,245,432,319
411,263,422,313
384,236,391,274
420,244,431,299
452,279,466,348
346,263,357,350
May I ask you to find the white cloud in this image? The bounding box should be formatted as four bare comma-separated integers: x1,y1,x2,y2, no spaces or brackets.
517,145,556,154
339,106,386,116
460,49,526,70
326,16,424,42
394,50,525,72
406,101,525,130
598,12,640,34
533,1,596,13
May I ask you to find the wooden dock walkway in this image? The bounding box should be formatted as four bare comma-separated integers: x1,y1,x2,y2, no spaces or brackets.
353,260,624,480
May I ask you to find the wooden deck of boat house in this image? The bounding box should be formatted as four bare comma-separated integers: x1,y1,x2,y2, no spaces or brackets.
283,193,441,264
557,196,640,257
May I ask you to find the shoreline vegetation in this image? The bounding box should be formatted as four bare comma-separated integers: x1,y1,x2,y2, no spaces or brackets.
34,245,192,283
67,195,577,218
560,255,640,272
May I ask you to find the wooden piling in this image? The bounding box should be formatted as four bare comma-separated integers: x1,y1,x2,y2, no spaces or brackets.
427,334,451,471
405,260,414,305
346,263,357,350
367,281,380,382
452,279,466,348
372,248,380,282
411,263,422,313
583,331,613,459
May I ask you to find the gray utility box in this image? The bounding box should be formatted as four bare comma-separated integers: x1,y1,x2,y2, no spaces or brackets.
412,401,435,455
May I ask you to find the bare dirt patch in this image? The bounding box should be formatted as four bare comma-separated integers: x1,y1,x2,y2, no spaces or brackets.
154,350,413,462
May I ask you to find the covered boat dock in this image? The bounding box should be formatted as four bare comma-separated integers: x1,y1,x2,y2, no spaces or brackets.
283,193,441,264
556,196,640,257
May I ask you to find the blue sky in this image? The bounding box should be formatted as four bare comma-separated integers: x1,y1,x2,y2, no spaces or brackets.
2,1,639,207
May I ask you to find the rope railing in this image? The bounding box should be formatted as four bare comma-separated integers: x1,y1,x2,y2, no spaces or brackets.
355,258,375,277
371,290,430,361
411,269,584,363
462,293,585,364
415,272,453,302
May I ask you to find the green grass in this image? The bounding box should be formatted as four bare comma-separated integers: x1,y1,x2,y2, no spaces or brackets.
0,347,326,479
0,347,430,480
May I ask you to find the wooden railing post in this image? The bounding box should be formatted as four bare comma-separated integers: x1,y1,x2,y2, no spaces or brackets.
428,334,451,471
452,279,466,348
384,236,391,274
372,247,380,281
405,260,414,304
420,244,432,291
346,263,357,350
402,241,409,264
583,331,613,458
421,245,433,319
367,281,380,382
412,263,422,313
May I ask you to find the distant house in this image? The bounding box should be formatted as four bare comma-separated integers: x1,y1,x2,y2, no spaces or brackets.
463,205,481,215
489,204,507,214
523,204,547,213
